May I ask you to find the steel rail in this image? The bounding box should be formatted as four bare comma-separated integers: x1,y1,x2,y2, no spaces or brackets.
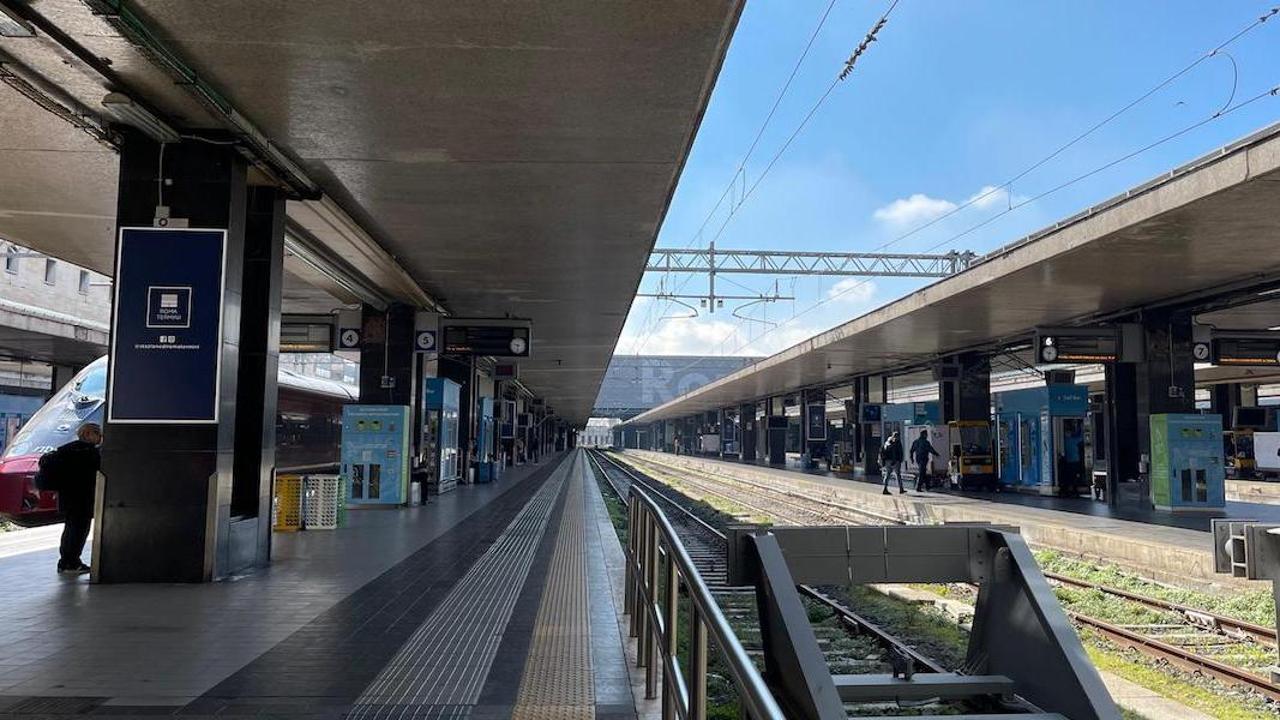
591,450,785,720
597,450,953,678
1045,571,1277,647
610,450,1280,702
1068,610,1280,702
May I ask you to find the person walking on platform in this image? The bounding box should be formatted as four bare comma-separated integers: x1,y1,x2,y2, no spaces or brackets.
879,431,905,495
910,429,940,492
40,422,101,575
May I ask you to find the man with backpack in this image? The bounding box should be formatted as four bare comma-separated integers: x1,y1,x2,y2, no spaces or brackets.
37,422,102,575
879,431,905,495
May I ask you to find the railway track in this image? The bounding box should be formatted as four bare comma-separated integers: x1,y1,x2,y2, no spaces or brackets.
609,449,1280,704
587,449,960,712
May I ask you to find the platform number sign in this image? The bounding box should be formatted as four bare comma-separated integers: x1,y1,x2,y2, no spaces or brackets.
338,327,362,350
415,329,437,353
109,227,227,423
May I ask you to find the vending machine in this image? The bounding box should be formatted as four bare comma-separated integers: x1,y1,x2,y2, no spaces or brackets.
341,405,411,506
422,378,461,495
1150,413,1225,512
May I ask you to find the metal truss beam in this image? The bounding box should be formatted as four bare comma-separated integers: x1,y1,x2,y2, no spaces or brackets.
646,247,977,278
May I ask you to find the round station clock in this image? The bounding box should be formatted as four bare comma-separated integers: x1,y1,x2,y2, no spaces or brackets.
509,336,527,355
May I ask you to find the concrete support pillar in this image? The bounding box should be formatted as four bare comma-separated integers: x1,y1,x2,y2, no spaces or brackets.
739,403,756,462
1104,312,1197,507
1242,384,1259,407
51,365,79,395
99,129,281,582
857,376,886,474
230,187,286,568
358,303,418,407
939,352,990,424
1210,384,1242,420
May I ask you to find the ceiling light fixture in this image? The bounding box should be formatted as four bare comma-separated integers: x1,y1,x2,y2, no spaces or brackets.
101,92,180,143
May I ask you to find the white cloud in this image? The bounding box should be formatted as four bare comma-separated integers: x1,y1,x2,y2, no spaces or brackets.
871,193,956,225
617,316,820,358
966,185,1009,209
827,278,877,305
872,183,1022,226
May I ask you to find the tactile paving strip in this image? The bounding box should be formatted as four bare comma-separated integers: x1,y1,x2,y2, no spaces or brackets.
347,462,569,720
512,454,595,719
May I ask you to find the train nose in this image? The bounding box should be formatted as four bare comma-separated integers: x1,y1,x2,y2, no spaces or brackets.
0,455,50,521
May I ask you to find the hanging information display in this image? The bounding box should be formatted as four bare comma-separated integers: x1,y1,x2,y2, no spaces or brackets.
108,227,227,423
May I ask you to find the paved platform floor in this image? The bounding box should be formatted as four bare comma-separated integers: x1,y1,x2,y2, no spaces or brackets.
0,450,640,719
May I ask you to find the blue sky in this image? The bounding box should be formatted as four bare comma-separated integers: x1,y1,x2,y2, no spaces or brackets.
617,1,1280,357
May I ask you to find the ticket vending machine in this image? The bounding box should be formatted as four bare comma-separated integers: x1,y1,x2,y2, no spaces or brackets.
422,378,461,495
476,396,496,482
341,405,411,505
1150,413,1225,512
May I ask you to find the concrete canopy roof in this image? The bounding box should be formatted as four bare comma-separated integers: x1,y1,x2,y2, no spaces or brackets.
0,1,743,425
629,124,1280,423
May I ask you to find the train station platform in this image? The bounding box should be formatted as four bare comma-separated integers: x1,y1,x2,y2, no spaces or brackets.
0,451,647,719
623,449,1263,592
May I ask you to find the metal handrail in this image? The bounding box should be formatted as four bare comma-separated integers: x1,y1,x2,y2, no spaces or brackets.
624,484,785,720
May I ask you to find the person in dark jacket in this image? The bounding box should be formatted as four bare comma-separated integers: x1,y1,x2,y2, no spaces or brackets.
879,431,905,494
50,422,101,574
910,430,940,492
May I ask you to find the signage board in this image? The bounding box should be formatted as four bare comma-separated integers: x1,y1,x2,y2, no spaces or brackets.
280,318,334,353
441,321,531,357
337,327,362,350
806,403,827,441
861,404,882,423
415,329,438,353
1034,327,1120,363
493,363,518,380
1212,338,1280,366
108,227,226,423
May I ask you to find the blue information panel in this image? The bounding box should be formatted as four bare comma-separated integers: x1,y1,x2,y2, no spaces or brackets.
108,227,227,424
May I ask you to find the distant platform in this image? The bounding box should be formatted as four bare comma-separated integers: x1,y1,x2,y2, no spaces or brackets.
624,449,1268,591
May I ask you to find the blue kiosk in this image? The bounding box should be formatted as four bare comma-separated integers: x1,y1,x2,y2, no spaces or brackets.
994,384,1090,496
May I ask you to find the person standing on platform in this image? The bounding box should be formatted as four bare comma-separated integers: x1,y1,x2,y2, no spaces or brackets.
910,429,940,492
879,431,905,495
42,422,102,575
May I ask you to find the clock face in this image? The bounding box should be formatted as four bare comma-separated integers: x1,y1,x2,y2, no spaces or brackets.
1041,345,1059,362
1193,343,1210,361
509,337,527,355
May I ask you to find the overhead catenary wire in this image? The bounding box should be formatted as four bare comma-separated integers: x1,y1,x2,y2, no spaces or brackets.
720,82,1280,359
668,6,1280,370
631,0,847,354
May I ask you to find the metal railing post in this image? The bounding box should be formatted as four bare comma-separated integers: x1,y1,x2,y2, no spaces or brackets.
645,513,660,699
689,604,708,720
609,478,786,719
662,550,680,715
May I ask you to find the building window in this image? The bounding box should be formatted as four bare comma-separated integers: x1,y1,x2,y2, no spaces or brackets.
78,270,90,295
43,259,56,285
4,246,17,274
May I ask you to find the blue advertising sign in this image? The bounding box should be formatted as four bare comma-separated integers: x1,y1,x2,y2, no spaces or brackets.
108,227,227,423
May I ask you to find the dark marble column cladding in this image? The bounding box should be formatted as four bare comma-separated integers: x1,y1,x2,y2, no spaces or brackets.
99,128,247,583
358,304,417,407
739,403,756,461
230,186,284,571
